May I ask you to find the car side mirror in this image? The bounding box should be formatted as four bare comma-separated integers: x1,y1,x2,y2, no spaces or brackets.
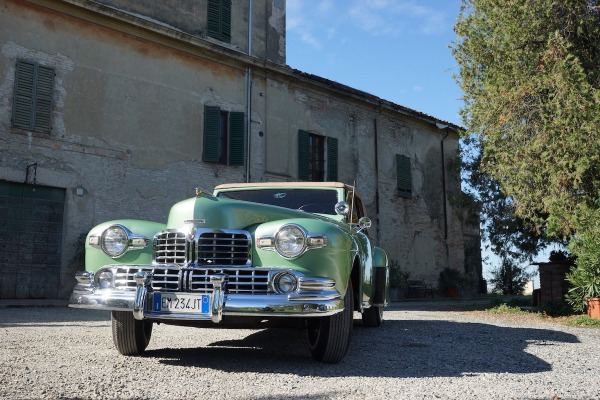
357,217,371,233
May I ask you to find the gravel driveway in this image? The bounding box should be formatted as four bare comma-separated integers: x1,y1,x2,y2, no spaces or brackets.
1,303,598,400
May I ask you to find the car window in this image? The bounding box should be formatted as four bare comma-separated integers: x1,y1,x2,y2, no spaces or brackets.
217,189,339,214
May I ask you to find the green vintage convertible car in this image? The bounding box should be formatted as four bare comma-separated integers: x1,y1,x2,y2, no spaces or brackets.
69,182,388,363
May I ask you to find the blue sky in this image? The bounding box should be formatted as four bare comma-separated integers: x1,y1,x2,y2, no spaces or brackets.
285,1,555,285
286,0,464,126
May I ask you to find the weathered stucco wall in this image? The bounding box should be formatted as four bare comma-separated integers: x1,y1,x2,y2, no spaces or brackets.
0,0,473,297
0,0,251,296
260,77,465,282
92,0,286,63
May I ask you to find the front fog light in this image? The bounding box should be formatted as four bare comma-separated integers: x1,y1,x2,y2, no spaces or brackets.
101,225,128,257
274,272,298,294
97,270,114,288
275,225,306,259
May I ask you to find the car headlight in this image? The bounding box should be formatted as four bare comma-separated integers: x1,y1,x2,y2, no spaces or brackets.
274,271,298,293
97,270,114,288
101,225,129,257
274,224,306,259
89,224,149,258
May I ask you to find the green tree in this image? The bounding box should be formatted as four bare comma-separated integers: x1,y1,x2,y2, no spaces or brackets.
488,258,533,295
461,135,559,263
453,0,600,240
453,0,600,304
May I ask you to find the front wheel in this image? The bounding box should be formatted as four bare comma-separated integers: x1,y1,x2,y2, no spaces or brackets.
361,304,383,327
111,311,153,355
306,282,354,363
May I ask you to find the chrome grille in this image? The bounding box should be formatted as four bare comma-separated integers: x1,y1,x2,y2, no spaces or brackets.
188,268,270,294
111,266,270,294
153,229,251,267
114,267,181,291
154,231,187,264
196,231,251,267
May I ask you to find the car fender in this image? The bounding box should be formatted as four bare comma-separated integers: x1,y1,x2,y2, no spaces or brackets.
85,219,166,273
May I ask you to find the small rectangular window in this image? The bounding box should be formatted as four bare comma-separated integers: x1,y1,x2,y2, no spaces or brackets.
396,154,412,198
298,130,338,182
309,134,325,182
203,105,245,166
12,60,54,133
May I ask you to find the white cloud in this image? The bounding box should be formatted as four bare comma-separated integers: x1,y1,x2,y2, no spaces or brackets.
286,0,325,49
347,0,448,37
286,0,448,50
300,32,321,49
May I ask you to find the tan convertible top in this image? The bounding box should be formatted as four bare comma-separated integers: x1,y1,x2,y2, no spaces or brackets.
214,181,367,219
215,181,354,190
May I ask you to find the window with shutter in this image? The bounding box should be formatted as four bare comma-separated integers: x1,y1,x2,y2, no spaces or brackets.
308,134,325,181
12,60,54,133
396,154,412,198
207,0,231,42
298,130,334,182
203,106,245,166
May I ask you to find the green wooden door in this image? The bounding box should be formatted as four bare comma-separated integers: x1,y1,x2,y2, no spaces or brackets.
0,181,65,299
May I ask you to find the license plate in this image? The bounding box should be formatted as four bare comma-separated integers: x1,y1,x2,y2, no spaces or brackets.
152,292,211,314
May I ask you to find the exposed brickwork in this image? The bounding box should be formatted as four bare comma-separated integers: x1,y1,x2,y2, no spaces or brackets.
538,263,573,303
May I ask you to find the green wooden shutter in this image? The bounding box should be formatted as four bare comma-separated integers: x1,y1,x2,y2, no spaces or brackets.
203,106,221,162
12,60,35,130
207,0,231,42
298,130,309,181
207,0,221,38
396,154,412,198
33,65,54,132
220,0,231,42
327,137,338,181
12,61,54,133
228,112,245,166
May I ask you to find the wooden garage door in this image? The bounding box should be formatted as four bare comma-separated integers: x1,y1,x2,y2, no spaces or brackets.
0,181,65,299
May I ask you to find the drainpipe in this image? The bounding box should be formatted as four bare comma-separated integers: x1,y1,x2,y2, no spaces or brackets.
373,116,380,244
245,68,252,183
245,0,253,183
435,123,450,240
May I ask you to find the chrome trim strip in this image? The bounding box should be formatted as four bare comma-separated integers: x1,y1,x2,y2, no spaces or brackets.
69,290,344,318
298,276,336,290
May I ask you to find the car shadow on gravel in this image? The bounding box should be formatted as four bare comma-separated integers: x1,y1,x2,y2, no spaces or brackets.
145,318,579,378
0,307,110,327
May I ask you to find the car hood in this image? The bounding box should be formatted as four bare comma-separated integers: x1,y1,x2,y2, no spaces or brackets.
167,194,332,230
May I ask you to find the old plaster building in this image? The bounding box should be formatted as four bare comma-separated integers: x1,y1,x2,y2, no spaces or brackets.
0,0,482,299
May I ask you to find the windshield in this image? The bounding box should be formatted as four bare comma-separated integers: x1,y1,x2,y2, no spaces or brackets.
217,189,339,214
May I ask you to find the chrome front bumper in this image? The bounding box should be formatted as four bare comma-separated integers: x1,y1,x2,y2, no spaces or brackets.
69,271,344,322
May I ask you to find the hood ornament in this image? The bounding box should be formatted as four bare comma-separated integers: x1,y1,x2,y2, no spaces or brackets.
186,229,196,242
184,219,206,225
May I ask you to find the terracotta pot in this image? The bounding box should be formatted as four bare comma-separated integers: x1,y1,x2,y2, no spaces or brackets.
587,298,600,319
